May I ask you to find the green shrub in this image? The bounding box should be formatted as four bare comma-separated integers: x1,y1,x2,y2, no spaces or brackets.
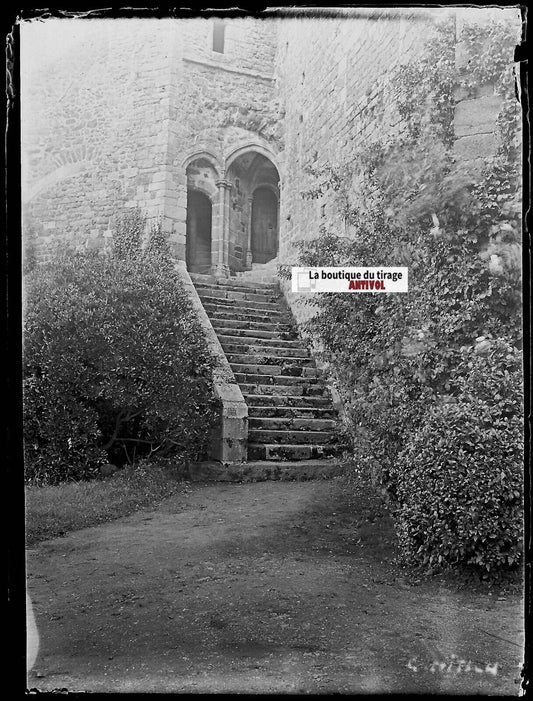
295,202,521,499
393,341,523,572
291,17,522,577
23,212,218,485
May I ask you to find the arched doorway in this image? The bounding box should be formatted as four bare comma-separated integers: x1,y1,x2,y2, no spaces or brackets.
224,149,280,271
251,187,278,263
186,190,212,274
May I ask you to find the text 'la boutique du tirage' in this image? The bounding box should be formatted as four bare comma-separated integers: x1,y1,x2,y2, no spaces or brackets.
291,267,408,293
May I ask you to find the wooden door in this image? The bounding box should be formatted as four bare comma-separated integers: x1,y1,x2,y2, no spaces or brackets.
251,187,278,264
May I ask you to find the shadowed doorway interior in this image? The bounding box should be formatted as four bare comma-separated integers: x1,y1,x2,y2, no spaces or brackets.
251,186,278,264
186,190,212,274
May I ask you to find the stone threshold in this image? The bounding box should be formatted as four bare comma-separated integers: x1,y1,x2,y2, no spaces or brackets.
189,459,349,482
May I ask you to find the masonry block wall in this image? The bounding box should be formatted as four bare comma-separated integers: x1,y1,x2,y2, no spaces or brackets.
167,18,282,268
452,8,521,175
22,20,181,260
274,10,436,330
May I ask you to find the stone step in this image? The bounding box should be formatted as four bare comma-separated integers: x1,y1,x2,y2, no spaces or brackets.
194,274,341,468
226,353,314,367
249,417,337,431
198,295,283,312
213,326,299,341
206,307,292,324
195,284,279,299
240,383,328,397
236,277,278,285
211,317,295,333
248,443,339,461
230,363,319,378
247,404,337,419
199,295,286,310
249,428,335,445
219,336,309,353
196,275,278,287
220,279,279,291
243,393,332,407
234,372,320,386
189,459,345,482
226,281,279,291
189,273,219,285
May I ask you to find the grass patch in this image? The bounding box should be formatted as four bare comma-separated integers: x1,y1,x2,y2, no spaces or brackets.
25,463,190,547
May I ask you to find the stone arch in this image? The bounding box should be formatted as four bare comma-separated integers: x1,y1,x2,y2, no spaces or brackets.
225,143,281,178
252,181,279,197
182,150,221,178
185,155,220,273
224,147,281,270
185,156,220,203
25,162,89,203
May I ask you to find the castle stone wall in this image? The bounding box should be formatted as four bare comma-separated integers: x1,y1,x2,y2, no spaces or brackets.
21,10,520,270
21,18,282,261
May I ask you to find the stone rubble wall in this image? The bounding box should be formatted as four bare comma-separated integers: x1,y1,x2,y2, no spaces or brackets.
22,20,181,260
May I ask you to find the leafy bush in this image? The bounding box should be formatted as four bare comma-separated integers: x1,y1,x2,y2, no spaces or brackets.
393,341,523,572
23,211,218,485
294,197,521,497
290,17,523,575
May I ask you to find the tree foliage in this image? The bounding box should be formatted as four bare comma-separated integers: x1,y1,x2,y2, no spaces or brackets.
24,210,219,485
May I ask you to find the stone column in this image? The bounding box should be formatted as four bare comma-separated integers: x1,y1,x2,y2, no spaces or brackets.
245,194,254,268
214,179,232,277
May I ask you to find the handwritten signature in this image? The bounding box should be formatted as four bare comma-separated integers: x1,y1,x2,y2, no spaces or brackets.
407,655,498,675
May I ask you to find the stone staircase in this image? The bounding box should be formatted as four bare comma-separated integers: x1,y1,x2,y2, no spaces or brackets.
191,267,345,478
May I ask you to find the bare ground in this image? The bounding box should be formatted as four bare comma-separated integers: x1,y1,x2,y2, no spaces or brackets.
26,477,524,694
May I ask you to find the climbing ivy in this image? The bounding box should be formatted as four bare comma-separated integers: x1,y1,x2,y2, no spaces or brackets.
294,16,523,575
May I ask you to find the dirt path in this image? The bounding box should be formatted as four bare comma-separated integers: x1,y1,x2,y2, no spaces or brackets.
26,478,524,694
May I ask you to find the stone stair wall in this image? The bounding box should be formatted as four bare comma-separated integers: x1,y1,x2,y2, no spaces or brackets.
176,262,248,464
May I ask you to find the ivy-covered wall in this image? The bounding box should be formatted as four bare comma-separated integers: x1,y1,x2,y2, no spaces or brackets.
276,7,521,329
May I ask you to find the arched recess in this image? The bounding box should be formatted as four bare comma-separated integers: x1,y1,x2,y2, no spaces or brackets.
224,147,280,271
225,143,281,181
182,150,221,177
251,186,279,264
185,156,219,274
186,189,212,274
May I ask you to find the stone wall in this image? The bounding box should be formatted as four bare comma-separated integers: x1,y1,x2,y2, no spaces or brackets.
22,20,181,259
21,10,521,266
274,8,521,333
452,7,521,174
21,17,282,261
274,9,439,332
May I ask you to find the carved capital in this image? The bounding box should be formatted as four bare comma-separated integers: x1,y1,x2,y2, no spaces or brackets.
215,179,233,190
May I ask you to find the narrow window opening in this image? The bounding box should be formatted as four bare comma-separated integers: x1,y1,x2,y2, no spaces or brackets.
212,20,225,53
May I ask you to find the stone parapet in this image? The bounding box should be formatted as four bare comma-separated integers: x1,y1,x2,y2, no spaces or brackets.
175,260,248,463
